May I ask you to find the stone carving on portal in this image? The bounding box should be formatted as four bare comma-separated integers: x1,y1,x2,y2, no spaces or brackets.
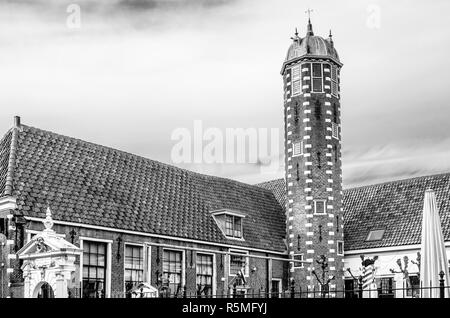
16,207,81,298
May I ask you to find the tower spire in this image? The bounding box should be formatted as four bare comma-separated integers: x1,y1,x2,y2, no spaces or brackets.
305,8,314,36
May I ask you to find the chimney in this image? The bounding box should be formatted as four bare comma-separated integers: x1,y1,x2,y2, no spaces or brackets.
14,116,21,128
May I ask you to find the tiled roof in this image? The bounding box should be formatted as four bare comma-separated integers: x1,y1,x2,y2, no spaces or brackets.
0,125,287,252
343,173,450,251
257,174,450,251
255,178,286,208
0,130,12,196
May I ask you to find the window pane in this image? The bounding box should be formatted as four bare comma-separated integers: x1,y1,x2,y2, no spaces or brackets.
82,241,107,298
312,63,322,77
196,254,213,296
312,79,322,92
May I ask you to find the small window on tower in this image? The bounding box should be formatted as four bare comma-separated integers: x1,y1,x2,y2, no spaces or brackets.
292,141,303,157
332,123,339,139
337,241,344,256
292,253,304,269
291,65,301,96
312,63,323,92
331,65,338,97
314,200,327,215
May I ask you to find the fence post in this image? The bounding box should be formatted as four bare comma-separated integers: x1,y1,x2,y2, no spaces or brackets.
358,277,363,299
439,271,445,299
290,279,295,298
233,285,237,298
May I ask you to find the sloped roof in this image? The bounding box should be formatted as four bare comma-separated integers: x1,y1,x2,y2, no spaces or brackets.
343,173,450,251
0,124,287,252
257,174,450,251
255,178,286,208
0,130,12,196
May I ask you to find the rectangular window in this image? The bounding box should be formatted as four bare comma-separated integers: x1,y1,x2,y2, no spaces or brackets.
163,250,183,296
378,278,394,298
292,141,303,157
124,245,144,294
332,122,339,139
225,215,243,239
314,200,327,215
331,65,338,96
366,229,385,241
312,63,323,92
229,251,248,277
337,241,344,256
291,65,301,96
292,253,304,269
82,241,107,298
196,254,213,296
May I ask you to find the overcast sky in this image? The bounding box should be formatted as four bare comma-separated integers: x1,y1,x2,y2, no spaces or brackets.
1,0,450,188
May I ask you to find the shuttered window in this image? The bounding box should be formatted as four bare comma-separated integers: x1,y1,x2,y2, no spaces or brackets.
291,65,301,96
292,141,303,157
331,65,338,96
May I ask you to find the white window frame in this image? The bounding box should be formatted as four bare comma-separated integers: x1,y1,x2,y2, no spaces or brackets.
224,214,243,239
331,122,339,140
123,242,148,294
292,253,304,269
79,236,113,298
228,249,249,277
292,141,303,157
337,241,344,256
211,210,246,241
196,251,217,297
291,64,301,96
311,62,324,93
162,248,186,294
313,199,327,215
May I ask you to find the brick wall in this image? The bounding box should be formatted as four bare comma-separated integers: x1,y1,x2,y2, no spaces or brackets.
283,59,344,295
14,220,287,298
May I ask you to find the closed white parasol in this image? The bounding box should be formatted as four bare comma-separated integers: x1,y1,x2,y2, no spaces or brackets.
420,189,449,298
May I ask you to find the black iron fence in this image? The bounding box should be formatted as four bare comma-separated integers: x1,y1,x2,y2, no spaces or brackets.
70,273,450,299
108,281,450,299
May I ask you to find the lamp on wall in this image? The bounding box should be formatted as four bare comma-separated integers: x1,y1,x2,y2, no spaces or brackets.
116,236,123,261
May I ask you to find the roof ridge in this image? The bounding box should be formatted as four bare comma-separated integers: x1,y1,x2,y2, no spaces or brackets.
20,124,268,193
4,126,19,196
344,171,450,192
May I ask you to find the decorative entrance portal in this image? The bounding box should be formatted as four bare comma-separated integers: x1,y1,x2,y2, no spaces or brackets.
17,208,81,298
35,282,55,298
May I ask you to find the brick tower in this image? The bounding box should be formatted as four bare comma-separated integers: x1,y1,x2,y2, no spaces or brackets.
281,18,344,296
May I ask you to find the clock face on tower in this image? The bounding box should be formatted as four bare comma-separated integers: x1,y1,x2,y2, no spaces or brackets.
281,19,344,295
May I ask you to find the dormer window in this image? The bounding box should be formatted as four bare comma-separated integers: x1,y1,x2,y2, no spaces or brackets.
211,209,246,240
225,215,242,238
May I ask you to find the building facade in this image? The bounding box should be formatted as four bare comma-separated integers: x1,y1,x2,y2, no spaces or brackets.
1,19,449,299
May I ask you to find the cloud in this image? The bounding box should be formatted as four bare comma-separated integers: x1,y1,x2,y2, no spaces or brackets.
343,138,450,188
